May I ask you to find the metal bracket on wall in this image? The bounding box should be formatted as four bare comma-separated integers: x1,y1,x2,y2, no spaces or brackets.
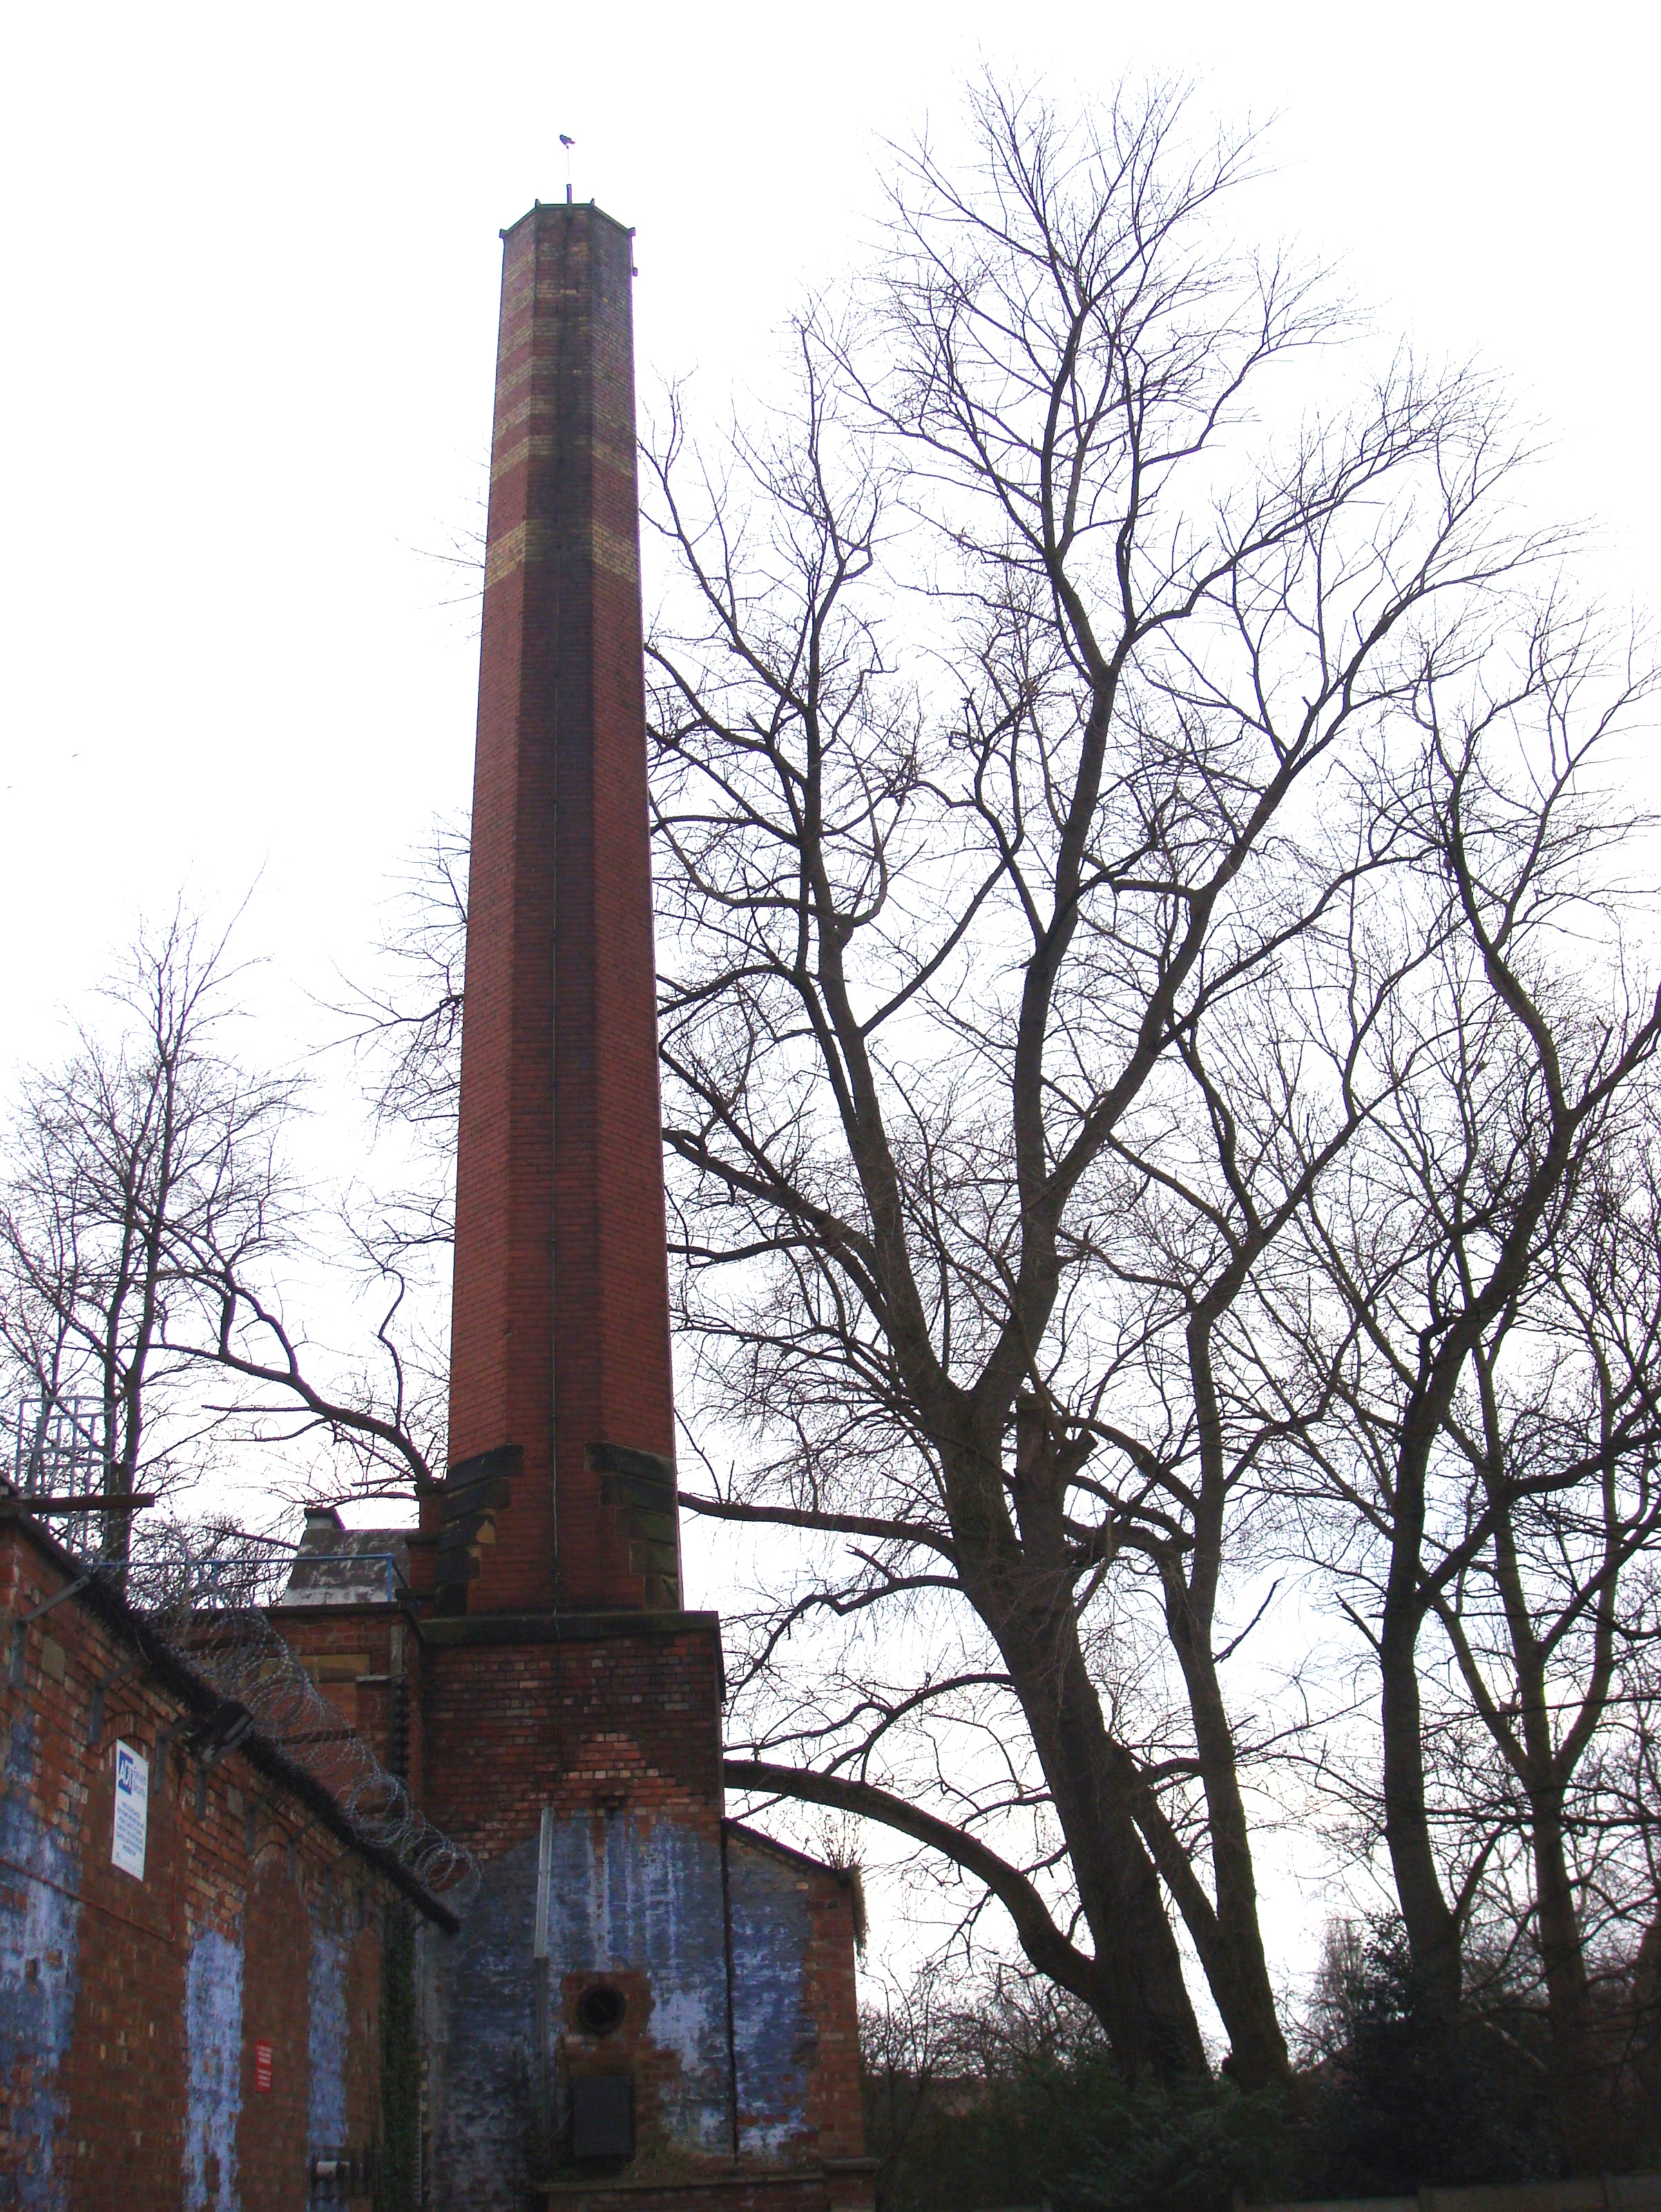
86,1649,146,1748
148,1713,193,1796
8,1570,100,1686
191,1697,254,1768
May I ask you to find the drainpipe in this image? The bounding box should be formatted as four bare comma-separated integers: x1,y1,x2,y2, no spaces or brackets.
532,1805,555,2170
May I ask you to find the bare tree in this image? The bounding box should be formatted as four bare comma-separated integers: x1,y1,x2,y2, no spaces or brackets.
1317,1126,1661,2144
1617,1663,1661,2111
169,822,473,1507
642,76,1557,2083
242,808,478,1503
0,907,450,1565
0,910,294,1566
227,74,1661,2109
329,810,469,1157
1437,1147,1661,2153
1288,638,1661,2044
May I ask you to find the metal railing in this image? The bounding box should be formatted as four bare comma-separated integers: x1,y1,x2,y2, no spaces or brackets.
8,1394,111,1558
10,1393,104,1497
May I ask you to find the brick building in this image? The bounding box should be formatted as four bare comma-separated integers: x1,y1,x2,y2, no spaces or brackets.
269,201,872,2210
0,197,870,2212
0,1504,451,2210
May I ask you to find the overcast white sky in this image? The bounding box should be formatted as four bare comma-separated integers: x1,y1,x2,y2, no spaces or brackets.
3,0,1657,1999
3,0,1656,1079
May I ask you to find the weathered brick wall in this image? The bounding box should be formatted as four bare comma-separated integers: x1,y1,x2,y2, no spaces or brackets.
798,1853,866,2162
0,1518,423,2211
262,1604,421,1794
419,1615,724,2202
418,1614,724,1850
726,1830,865,2165
399,1613,870,2209
424,1807,870,2209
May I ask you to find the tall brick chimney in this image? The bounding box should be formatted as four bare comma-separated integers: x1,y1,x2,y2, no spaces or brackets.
266,206,872,2209
426,202,679,1617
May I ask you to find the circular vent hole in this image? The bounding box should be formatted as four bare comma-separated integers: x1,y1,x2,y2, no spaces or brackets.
576,1984,627,2037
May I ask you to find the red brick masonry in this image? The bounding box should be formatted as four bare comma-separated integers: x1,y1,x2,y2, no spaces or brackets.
440,200,678,1619
0,1512,447,2211
276,198,871,2212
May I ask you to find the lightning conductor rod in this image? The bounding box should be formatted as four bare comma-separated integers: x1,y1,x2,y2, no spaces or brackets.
560,132,575,204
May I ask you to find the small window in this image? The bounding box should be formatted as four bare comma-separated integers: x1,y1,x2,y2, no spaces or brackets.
575,1984,627,2037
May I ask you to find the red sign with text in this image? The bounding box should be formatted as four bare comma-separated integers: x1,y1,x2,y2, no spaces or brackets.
253,2040,273,2094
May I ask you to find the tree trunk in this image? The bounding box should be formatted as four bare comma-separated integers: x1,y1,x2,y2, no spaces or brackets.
1164,1581,1292,2087
99,1369,133,1574
1528,1784,1600,2162
956,1478,1208,2084
1380,1409,1463,2012
1002,1610,1209,2081
1378,1614,1462,2008
1633,1897,1661,2108
1162,1322,1291,2088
